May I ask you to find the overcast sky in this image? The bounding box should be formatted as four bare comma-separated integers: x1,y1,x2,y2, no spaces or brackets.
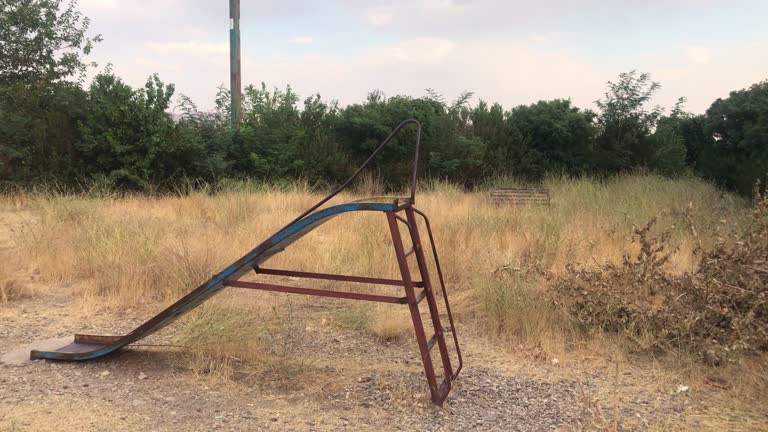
78,0,768,114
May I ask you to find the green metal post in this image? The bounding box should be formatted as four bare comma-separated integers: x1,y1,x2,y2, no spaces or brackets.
229,0,242,130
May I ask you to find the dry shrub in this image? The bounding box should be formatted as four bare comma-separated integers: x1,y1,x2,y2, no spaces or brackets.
551,188,768,361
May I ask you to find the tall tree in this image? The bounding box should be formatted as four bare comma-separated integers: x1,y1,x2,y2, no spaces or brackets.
0,0,100,182
594,71,662,172
0,0,101,85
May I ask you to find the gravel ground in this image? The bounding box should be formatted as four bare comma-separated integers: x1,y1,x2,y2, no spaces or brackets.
1,288,746,432
0,289,583,431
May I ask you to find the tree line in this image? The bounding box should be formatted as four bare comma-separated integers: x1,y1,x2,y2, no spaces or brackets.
1,0,766,195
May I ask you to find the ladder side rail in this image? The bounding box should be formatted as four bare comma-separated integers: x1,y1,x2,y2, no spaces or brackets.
386,211,441,403
411,207,463,380
405,208,454,387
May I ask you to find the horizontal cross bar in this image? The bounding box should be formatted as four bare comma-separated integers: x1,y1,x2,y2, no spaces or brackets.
255,267,424,288
224,280,409,304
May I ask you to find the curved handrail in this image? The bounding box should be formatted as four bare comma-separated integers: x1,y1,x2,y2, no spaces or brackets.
282,119,422,229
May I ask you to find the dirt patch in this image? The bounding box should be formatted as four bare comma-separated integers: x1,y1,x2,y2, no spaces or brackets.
0,337,73,366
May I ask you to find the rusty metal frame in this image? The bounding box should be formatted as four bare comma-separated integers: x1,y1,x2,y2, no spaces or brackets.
30,119,462,406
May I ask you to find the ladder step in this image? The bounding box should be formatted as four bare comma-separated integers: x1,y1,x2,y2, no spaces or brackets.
414,288,427,304
427,333,438,351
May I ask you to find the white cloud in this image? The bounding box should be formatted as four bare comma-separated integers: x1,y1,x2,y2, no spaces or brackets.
528,32,561,43
419,0,467,15
144,41,228,55
368,37,456,64
649,42,767,112
355,0,721,34
79,0,181,17
289,36,314,44
234,38,768,114
367,12,393,27
231,37,605,115
684,45,712,65
78,0,120,10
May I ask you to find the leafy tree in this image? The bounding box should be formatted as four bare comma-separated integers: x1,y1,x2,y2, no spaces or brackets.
0,81,87,181
678,113,708,166
239,83,302,179
0,0,101,85
646,98,689,176
697,81,768,194
294,94,349,184
78,71,198,190
506,99,596,178
428,92,486,184
337,92,447,186
594,71,662,172
470,100,517,175
174,94,234,181
0,0,101,183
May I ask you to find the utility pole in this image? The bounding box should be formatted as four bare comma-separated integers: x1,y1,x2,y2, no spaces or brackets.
229,0,242,130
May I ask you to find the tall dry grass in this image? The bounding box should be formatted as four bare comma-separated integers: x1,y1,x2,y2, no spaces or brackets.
3,174,748,355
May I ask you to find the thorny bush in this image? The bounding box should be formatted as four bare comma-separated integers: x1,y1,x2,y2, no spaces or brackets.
551,186,767,363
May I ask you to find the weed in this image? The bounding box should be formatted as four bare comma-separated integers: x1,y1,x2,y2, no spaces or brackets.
551,187,768,360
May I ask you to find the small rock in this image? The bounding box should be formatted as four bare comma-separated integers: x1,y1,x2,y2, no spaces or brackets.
551,358,559,366
676,385,689,393
99,370,110,377
358,376,372,383
138,372,147,380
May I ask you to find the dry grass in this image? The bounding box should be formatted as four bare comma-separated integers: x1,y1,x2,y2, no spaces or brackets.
175,295,311,386
0,249,31,303
2,174,750,373
0,278,29,304
370,306,413,341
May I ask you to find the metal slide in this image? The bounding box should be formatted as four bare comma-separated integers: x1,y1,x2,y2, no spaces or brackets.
31,120,463,405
